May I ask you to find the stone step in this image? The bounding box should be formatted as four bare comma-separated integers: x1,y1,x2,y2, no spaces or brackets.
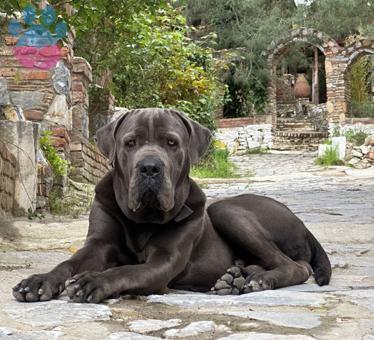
272,130,328,151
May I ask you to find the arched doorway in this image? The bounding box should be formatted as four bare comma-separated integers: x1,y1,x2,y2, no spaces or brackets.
267,28,342,128
344,42,374,119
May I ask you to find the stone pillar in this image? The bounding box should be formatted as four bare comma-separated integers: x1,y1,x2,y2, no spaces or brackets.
71,57,92,140
0,120,39,215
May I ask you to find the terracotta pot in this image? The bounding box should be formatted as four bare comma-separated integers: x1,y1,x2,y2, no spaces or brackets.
294,73,311,98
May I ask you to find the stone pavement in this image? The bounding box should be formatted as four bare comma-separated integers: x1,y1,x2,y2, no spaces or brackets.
0,152,373,339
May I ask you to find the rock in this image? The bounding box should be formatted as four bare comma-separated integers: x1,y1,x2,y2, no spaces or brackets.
348,157,361,166
360,145,371,155
52,60,71,95
0,77,11,106
164,321,217,338
217,333,315,340
128,319,182,334
354,159,371,169
352,149,363,158
4,299,111,327
364,135,374,146
220,311,321,329
108,332,161,340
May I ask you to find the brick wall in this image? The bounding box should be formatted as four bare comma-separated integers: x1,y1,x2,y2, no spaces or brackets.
0,140,17,215
217,116,271,128
70,139,109,184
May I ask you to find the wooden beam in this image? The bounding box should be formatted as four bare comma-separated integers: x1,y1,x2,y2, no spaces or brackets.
312,47,320,105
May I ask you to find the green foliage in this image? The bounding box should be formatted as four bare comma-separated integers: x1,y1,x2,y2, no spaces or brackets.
350,56,372,103
315,146,344,166
349,101,374,118
190,146,236,178
70,1,224,130
344,129,369,146
39,131,69,177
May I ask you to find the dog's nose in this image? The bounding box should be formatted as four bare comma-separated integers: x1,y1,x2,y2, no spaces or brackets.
138,157,162,177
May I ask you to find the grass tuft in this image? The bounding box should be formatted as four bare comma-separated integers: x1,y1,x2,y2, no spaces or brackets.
315,146,344,166
190,147,237,178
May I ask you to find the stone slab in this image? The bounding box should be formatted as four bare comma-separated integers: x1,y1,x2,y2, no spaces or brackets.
108,332,161,340
218,333,315,340
220,310,321,329
147,290,329,308
164,321,217,338
4,299,111,327
128,319,181,334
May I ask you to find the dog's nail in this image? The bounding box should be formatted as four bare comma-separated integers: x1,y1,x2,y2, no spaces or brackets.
24,287,30,292
38,288,44,295
73,284,80,290
76,290,82,297
19,288,24,293
67,278,77,284
87,295,93,302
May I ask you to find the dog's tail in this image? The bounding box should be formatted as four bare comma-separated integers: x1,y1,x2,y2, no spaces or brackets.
307,229,332,286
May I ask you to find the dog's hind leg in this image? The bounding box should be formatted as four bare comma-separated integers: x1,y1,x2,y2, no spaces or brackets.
208,201,313,294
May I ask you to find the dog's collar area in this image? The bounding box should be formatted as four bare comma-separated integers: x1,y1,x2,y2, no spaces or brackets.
174,204,194,222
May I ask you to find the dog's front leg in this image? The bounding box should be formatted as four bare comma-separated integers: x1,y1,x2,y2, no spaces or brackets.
65,245,192,303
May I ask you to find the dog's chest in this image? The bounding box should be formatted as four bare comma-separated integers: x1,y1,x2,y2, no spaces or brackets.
123,227,155,262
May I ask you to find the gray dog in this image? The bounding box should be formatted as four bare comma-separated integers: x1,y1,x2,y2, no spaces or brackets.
13,108,331,303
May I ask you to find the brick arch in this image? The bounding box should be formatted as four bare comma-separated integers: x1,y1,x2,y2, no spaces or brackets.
267,28,340,63
343,40,374,115
267,28,343,127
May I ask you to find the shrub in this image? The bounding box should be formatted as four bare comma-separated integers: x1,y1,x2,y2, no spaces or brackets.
344,129,368,146
39,131,69,177
315,146,344,166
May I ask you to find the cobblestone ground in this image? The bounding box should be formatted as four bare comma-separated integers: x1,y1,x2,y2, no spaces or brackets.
0,152,373,339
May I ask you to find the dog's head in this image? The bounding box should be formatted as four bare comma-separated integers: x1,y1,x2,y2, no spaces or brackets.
95,108,212,223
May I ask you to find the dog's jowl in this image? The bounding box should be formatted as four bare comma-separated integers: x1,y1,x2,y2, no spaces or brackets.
13,108,331,303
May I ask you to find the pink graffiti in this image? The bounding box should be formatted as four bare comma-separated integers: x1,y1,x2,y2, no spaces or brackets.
13,45,61,70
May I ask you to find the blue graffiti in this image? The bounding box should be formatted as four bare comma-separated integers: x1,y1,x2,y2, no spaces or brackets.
8,4,68,48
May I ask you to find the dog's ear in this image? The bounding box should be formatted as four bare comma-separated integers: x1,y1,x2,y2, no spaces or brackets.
171,109,212,165
94,112,128,166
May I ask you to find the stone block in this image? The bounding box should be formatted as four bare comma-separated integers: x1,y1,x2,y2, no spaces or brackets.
0,120,38,215
23,110,44,122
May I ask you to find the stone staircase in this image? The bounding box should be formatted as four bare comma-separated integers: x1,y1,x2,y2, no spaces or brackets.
272,118,328,151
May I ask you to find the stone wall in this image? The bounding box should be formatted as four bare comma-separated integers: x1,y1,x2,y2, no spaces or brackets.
267,28,374,126
70,139,109,184
216,124,273,154
0,140,17,216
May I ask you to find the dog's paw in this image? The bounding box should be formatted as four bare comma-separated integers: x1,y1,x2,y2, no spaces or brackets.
242,270,276,293
13,273,64,302
65,272,110,303
211,266,246,295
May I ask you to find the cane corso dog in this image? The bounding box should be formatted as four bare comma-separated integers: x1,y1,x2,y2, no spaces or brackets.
13,108,331,303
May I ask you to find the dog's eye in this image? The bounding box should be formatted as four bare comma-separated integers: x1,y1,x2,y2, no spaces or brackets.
125,140,136,148
167,139,177,147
